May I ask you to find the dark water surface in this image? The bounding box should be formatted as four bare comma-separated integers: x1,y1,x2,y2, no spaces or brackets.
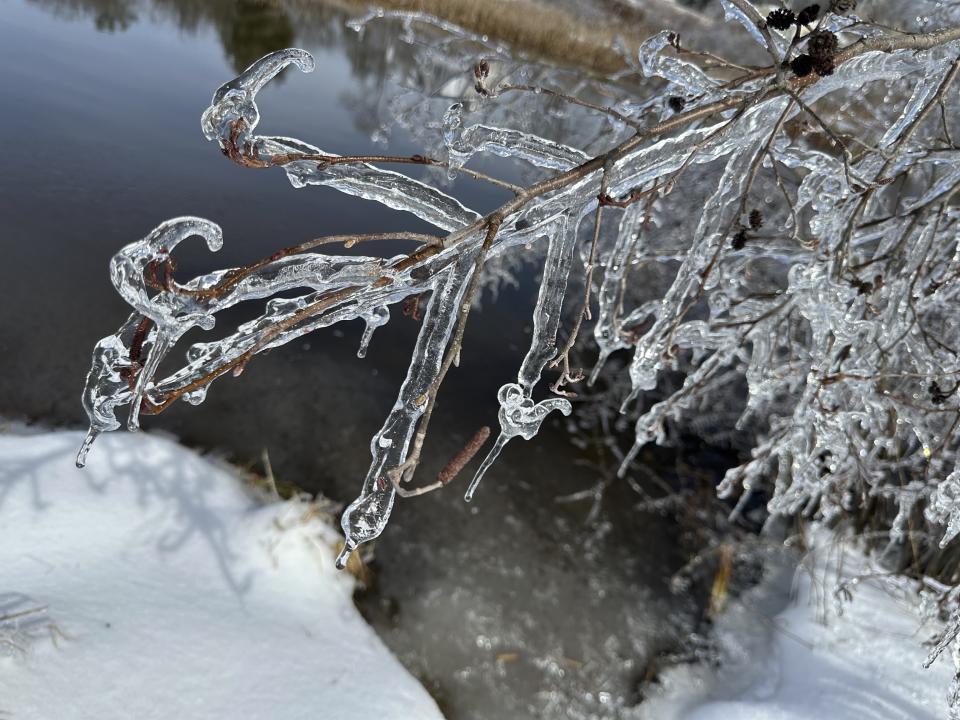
0,2,718,717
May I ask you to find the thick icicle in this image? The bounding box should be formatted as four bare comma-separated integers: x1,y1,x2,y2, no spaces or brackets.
466,215,578,501
590,201,648,383
337,245,480,566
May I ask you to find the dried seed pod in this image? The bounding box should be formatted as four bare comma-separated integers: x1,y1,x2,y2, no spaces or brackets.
812,55,836,76
797,4,821,25
438,426,491,485
767,8,796,31
473,59,490,79
731,228,748,250
749,209,763,230
850,277,873,295
790,54,814,77
807,30,839,61
930,382,949,405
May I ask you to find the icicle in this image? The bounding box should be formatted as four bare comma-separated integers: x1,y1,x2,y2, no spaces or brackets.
590,202,647,383
127,329,171,431
464,383,571,501
357,306,390,358
79,218,223,456
619,348,733,476
75,427,100,469
442,103,467,175
878,51,958,149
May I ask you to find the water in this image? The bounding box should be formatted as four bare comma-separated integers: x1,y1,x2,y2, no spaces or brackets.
0,2,723,717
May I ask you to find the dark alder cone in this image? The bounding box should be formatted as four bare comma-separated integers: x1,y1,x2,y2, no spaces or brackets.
766,8,796,30
668,95,686,112
749,209,763,230
797,4,821,25
813,55,836,76
731,229,748,250
930,382,949,405
790,54,814,77
830,0,857,14
807,30,839,61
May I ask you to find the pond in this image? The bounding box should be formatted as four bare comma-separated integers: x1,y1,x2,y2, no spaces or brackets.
0,2,729,717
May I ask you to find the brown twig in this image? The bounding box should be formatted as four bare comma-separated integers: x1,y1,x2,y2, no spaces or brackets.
223,120,523,193
388,216,504,489
491,83,641,129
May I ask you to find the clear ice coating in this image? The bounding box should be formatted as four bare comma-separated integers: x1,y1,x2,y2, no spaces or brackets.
443,105,591,172
200,48,481,233
78,1,960,644
78,217,224,466
637,31,721,98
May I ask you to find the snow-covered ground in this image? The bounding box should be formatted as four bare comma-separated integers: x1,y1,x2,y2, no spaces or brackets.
1,426,954,720
644,531,955,720
0,428,443,720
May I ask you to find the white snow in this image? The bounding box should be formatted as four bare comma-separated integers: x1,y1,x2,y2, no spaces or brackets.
3,425,952,720
0,428,444,720
643,533,955,720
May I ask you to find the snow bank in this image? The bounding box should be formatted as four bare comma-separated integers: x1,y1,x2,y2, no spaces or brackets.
643,533,954,720
0,429,443,720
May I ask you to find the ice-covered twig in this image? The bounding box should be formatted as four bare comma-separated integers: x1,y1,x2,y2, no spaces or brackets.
77,8,960,583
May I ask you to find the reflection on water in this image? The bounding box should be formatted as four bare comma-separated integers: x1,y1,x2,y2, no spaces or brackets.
42,0,302,73
27,0,139,32
213,1,296,72
28,0,340,71
24,0,660,74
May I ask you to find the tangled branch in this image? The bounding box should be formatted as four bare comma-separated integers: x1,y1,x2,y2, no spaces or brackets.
77,4,960,595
